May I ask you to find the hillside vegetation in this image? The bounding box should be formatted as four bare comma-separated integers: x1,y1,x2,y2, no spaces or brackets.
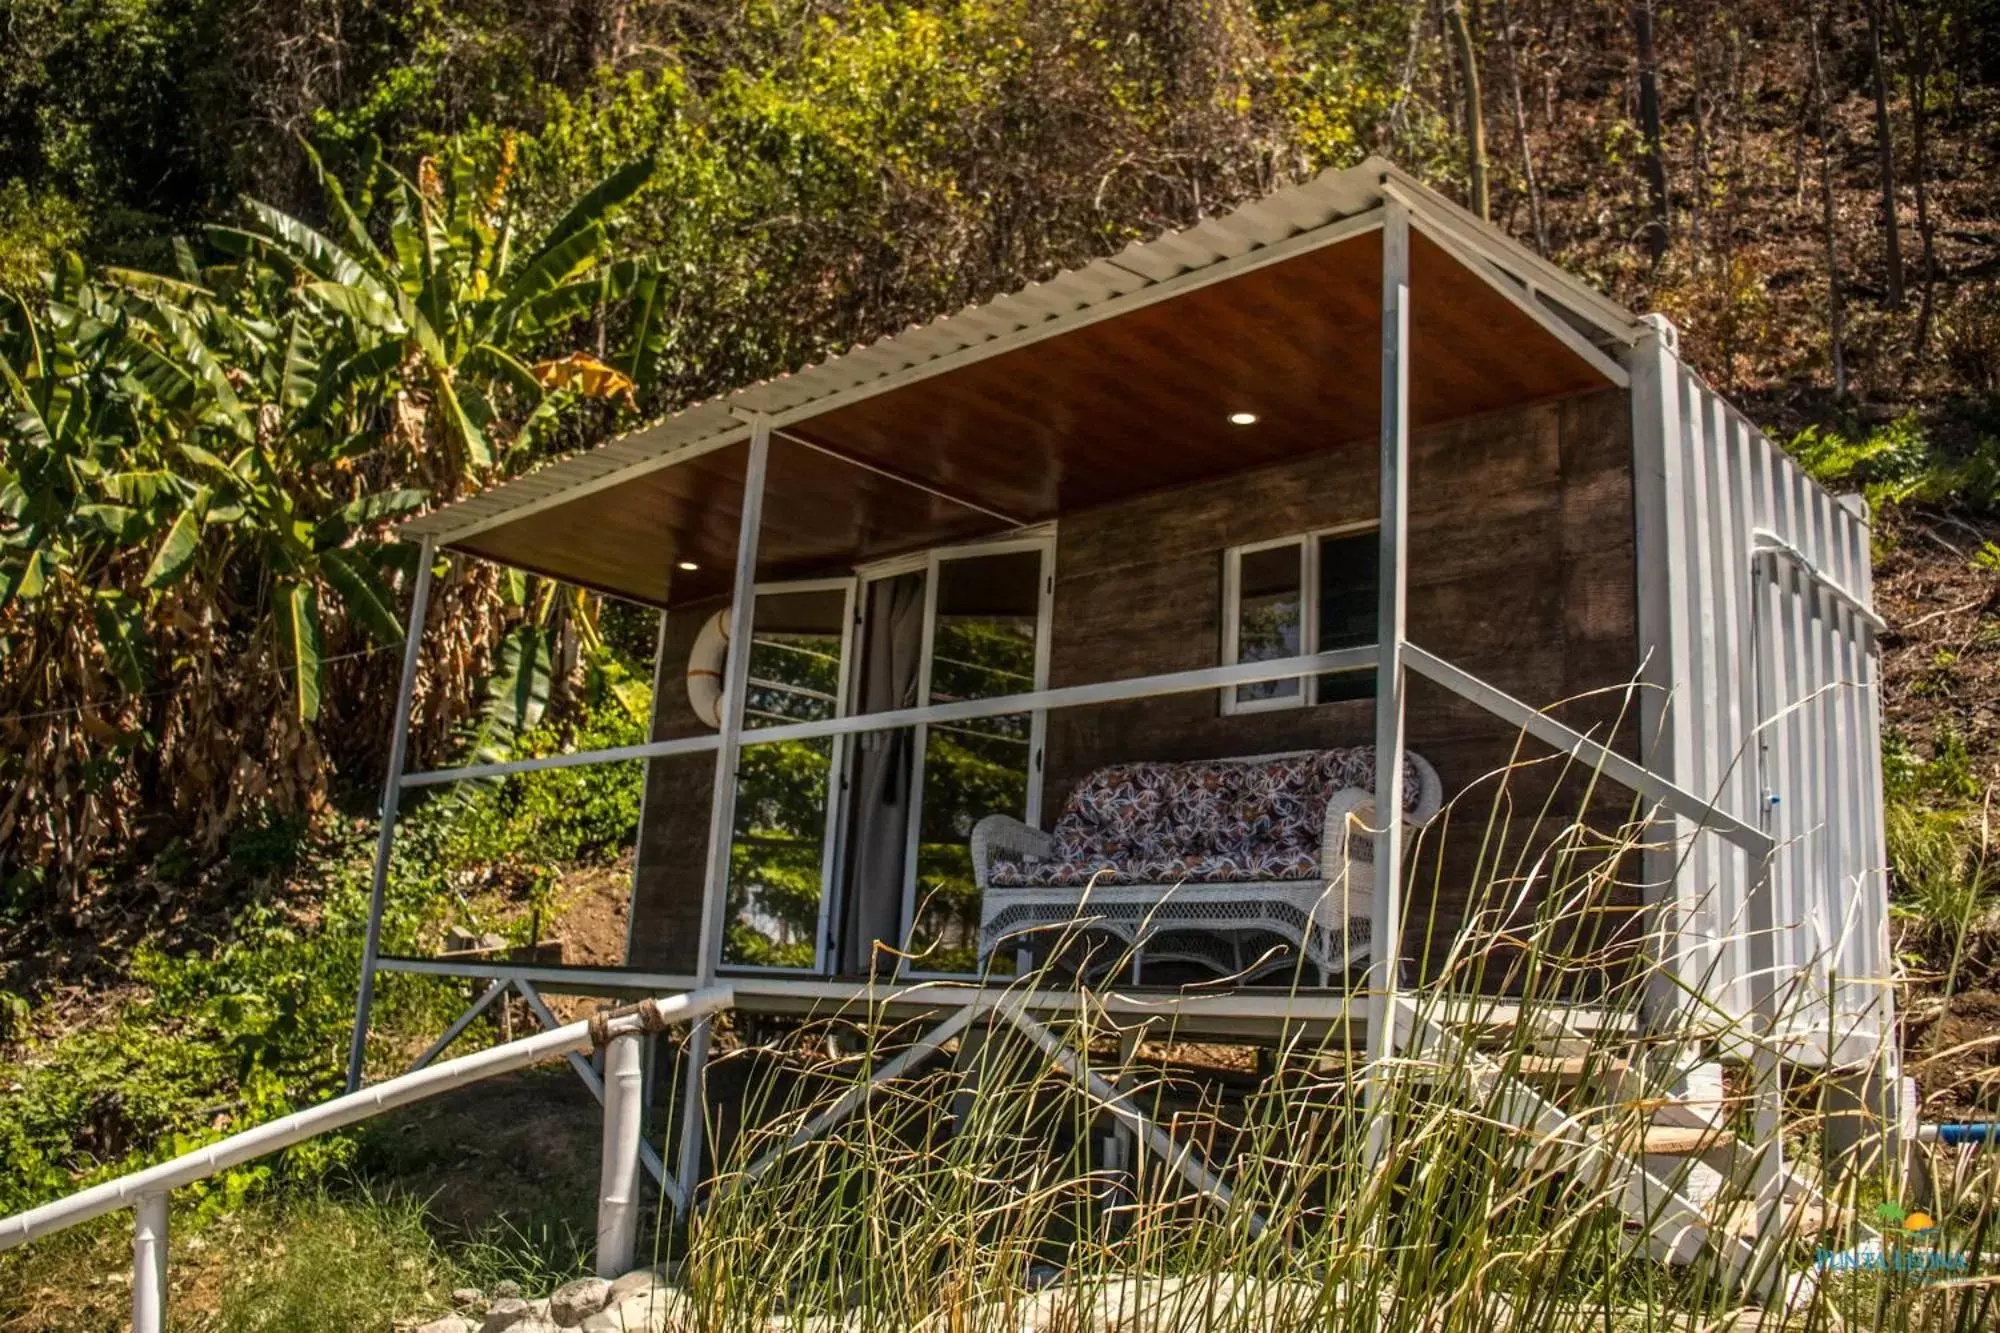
2,0,1998,1325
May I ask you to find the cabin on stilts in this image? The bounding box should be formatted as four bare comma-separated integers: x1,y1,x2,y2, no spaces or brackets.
357,158,1897,1272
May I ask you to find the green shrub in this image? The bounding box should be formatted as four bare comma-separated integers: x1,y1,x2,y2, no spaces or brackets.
0,678,662,1219
439,688,650,874
1884,727,1995,975
1789,415,2000,510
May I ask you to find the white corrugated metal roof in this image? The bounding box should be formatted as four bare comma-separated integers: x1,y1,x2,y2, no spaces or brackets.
402,157,1643,545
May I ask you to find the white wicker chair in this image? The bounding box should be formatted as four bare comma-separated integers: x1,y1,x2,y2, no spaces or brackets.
973,749,1442,983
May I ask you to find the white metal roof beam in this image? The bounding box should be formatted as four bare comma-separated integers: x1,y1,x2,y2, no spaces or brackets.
760,421,1032,527
1376,166,1643,347
1382,181,1632,389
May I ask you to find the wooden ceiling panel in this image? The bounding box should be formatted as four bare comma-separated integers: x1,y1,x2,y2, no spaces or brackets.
799,231,1389,521
795,228,1607,523
451,224,1615,607
455,436,1002,606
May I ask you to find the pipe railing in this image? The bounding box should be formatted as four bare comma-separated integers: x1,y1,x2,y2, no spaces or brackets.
399,646,1381,788
0,985,734,1332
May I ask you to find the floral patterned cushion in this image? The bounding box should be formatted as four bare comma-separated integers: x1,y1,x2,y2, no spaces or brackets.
989,749,1421,889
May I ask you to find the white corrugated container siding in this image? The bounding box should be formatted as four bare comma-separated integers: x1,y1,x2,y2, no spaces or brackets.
1637,326,1890,1065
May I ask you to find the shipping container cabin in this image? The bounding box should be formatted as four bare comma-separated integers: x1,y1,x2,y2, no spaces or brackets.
365,159,1896,1249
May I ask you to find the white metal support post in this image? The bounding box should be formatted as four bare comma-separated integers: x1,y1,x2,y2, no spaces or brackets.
1626,316,1702,1028
347,536,439,1093
1363,192,1410,1173
677,417,772,1213
131,1191,167,1333
597,1033,645,1277
1738,549,1790,1295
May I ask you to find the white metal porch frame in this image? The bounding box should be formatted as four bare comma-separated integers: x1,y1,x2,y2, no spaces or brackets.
334,181,1879,1285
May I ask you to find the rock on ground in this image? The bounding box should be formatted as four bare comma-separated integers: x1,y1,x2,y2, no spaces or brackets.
578,1287,693,1333
416,1318,476,1333
481,1297,535,1333
606,1266,671,1304
550,1276,614,1327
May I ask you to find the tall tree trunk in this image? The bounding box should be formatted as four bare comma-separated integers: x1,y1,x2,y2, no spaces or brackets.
1690,27,1709,266
1808,1,1849,400
1906,1,1940,352
1446,0,1490,220
1866,0,1906,306
1388,2,1427,154
1632,1,1671,264
1495,0,1547,251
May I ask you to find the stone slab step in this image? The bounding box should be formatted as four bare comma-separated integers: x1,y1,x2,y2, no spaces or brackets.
1637,1122,1735,1156
1512,1054,1632,1084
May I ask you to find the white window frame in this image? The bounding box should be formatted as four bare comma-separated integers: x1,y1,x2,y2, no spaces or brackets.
1220,520,1379,715
719,575,858,977
894,531,1056,982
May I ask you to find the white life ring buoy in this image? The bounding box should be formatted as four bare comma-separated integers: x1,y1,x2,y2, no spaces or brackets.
685,607,731,729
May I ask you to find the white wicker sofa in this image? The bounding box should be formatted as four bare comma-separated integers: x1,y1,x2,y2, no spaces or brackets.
972,748,1442,982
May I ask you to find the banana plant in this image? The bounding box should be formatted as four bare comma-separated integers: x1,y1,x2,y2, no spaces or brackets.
121,144,655,720
2,142,667,893
208,141,655,479
1,262,189,697
462,571,651,770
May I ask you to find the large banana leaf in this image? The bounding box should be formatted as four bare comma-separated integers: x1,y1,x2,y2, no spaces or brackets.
317,547,405,647
487,224,607,334
515,156,654,279
467,624,553,767
617,264,669,393
142,509,202,588
276,580,324,721
91,592,149,693
0,547,47,609
239,202,369,289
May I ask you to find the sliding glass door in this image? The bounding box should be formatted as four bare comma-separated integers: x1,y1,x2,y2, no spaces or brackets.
900,538,1052,976
731,537,1052,980
720,580,854,972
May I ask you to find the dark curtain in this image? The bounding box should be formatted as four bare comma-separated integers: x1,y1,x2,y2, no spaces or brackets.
838,572,926,975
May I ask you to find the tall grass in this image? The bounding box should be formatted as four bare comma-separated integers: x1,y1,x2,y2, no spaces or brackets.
658,742,1995,1333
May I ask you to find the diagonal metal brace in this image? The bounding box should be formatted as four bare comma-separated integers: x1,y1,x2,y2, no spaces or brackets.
1402,642,1775,861
406,978,515,1075
999,1002,1269,1238
727,1004,989,1198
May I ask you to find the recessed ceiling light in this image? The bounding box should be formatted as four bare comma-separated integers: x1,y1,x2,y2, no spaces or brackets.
677,560,699,572
1228,411,1258,426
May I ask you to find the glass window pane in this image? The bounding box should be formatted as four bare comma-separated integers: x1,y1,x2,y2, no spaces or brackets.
1235,542,1303,705
909,550,1041,974
725,588,847,969
1315,530,1379,703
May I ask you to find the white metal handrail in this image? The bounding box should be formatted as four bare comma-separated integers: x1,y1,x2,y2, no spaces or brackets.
399,645,1382,789
1751,530,1886,635
0,984,734,1331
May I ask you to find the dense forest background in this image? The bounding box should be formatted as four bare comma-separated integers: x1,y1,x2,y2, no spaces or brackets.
2,0,2000,1318
5,0,1999,913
